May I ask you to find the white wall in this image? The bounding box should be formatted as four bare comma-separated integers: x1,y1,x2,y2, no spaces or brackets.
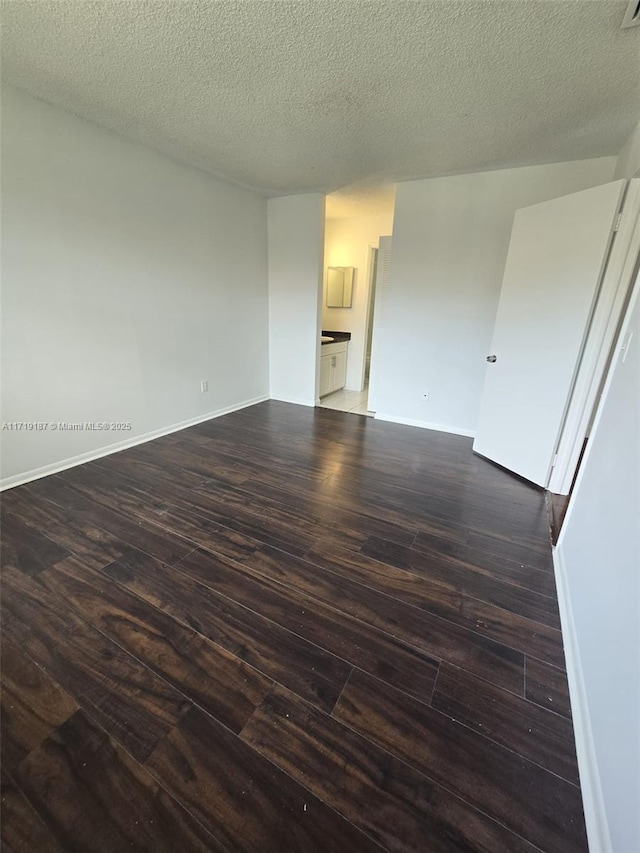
1,84,269,487
372,157,617,435
556,281,639,853
268,194,325,406
614,119,640,179
323,213,394,390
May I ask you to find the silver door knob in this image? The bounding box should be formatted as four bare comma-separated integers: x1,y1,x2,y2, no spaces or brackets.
486,355,497,363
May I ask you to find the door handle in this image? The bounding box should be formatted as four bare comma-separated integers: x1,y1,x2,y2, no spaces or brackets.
486,355,497,363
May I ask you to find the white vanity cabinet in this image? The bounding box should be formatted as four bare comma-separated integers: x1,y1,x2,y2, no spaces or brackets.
320,341,348,397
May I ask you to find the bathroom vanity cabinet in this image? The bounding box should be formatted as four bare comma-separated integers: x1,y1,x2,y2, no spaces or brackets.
319,340,348,397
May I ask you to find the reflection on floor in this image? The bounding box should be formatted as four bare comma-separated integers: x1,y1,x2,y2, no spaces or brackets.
0,401,582,853
318,381,372,416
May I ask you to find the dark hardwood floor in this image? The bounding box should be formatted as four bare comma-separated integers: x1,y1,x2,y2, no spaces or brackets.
548,492,571,546
0,401,586,852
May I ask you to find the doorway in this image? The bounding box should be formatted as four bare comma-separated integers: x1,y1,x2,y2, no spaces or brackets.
316,186,395,416
318,246,378,416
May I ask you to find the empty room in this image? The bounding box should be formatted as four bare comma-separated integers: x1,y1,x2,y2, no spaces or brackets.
1,2,639,852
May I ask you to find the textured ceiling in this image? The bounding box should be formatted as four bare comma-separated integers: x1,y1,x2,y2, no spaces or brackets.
326,182,396,219
2,1,639,196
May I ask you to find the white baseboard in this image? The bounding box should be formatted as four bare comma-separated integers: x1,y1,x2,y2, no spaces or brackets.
373,412,476,438
553,545,611,853
269,396,316,407
0,394,269,491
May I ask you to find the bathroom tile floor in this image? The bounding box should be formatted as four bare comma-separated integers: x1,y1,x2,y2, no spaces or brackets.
318,382,372,415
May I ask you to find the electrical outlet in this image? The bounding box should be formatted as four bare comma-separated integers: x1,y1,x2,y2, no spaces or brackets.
201,380,209,393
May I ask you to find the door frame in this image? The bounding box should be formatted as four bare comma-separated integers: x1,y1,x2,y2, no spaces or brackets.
367,236,392,413
360,245,379,390
549,178,640,494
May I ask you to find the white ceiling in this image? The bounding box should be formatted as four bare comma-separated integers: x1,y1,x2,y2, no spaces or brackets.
2,0,639,198
325,182,396,219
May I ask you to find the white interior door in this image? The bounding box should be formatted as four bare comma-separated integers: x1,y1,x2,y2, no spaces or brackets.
473,180,625,487
367,236,392,412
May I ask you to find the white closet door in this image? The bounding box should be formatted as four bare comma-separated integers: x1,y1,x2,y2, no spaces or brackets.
473,180,625,487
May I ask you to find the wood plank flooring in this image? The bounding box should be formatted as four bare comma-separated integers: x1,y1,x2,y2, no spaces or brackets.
0,401,586,852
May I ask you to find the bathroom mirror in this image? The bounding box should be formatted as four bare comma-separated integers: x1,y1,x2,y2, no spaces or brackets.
326,267,355,308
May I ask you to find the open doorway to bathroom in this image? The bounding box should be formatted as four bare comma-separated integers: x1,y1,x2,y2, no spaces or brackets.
318,247,377,415
317,185,395,416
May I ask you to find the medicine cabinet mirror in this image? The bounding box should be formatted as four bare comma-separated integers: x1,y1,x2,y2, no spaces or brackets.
326,267,355,308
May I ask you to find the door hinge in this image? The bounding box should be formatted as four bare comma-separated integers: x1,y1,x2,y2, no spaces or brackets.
614,212,623,232
551,453,559,470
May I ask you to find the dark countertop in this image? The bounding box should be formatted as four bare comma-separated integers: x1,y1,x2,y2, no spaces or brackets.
321,330,351,345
